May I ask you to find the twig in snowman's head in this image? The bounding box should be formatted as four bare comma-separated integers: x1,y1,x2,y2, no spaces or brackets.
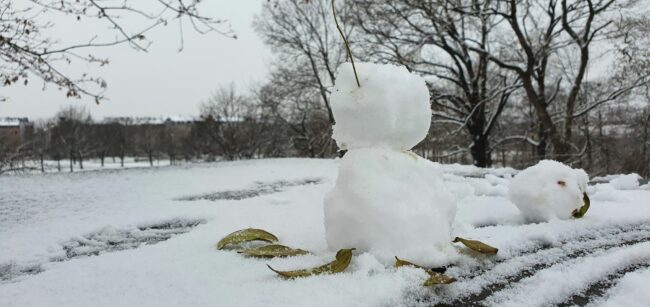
331,0,360,88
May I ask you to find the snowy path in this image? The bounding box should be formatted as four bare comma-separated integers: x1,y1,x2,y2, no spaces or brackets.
1,159,649,306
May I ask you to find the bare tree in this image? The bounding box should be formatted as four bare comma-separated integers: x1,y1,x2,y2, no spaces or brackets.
467,0,650,162
199,84,260,160
29,121,49,172
0,135,19,173
51,105,92,172
1,0,233,102
351,0,520,167
256,65,334,158
254,0,352,127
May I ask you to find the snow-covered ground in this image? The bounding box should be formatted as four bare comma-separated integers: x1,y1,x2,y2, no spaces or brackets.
1,159,649,306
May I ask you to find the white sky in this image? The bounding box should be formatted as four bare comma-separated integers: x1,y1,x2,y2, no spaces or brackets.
0,0,270,121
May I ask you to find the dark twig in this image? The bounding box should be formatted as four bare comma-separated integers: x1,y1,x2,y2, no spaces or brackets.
331,0,360,87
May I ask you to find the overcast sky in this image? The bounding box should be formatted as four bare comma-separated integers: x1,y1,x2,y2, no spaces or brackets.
0,0,270,121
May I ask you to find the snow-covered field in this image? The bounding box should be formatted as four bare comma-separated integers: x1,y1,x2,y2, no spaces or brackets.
1,159,649,306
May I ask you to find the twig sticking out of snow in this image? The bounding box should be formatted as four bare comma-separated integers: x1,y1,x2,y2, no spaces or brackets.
331,0,360,88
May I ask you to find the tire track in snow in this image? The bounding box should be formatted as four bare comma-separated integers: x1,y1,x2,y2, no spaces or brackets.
176,178,323,201
453,222,650,280
429,223,650,306
0,218,204,283
556,263,650,307
482,241,650,307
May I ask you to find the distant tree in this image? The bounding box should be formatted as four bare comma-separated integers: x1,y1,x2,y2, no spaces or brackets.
30,121,50,172
254,0,350,126
51,105,92,172
0,0,234,102
114,119,133,167
254,0,357,158
199,84,260,160
0,135,14,174
162,121,178,166
136,122,162,167
93,121,124,167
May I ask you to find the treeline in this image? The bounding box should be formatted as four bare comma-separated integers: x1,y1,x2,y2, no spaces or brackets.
0,84,338,174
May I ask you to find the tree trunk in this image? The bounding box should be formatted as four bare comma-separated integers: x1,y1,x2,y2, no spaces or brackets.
69,149,74,172
470,135,492,168
550,134,572,162
148,151,153,167
40,153,44,173
468,105,492,167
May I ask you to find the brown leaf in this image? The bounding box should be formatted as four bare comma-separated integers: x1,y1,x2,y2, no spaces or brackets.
453,237,499,254
238,244,309,258
216,228,279,250
267,248,354,279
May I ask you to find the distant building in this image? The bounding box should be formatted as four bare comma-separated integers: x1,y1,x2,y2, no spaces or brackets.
0,117,34,152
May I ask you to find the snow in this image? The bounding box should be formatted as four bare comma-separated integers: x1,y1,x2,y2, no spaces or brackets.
509,160,589,222
609,173,641,190
0,117,28,127
324,148,456,266
2,159,650,306
329,62,431,151
324,63,456,265
483,241,650,307
593,266,650,307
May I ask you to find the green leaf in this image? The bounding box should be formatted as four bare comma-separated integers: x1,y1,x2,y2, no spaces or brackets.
453,237,499,254
216,228,279,250
267,248,355,279
238,244,309,258
572,192,590,218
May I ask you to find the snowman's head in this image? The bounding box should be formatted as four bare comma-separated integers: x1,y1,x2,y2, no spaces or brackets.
509,160,589,221
330,62,431,151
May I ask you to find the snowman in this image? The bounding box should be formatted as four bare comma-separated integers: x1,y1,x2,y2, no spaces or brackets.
509,160,590,222
323,62,456,266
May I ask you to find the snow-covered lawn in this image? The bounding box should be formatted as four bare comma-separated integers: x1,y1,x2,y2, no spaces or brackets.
1,159,649,306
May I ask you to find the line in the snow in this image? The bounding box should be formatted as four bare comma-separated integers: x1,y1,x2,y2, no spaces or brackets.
0,218,204,283
557,263,650,307
481,241,650,307
429,224,650,306
176,178,323,201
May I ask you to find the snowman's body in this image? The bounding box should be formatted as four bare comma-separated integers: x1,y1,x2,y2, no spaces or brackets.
323,63,456,265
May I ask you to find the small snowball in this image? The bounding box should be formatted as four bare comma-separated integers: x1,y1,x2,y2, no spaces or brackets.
330,62,431,151
508,160,589,222
609,174,641,190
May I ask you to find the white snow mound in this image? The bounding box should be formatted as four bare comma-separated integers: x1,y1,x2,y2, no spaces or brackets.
324,148,456,265
610,173,641,190
330,62,431,151
509,160,589,221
